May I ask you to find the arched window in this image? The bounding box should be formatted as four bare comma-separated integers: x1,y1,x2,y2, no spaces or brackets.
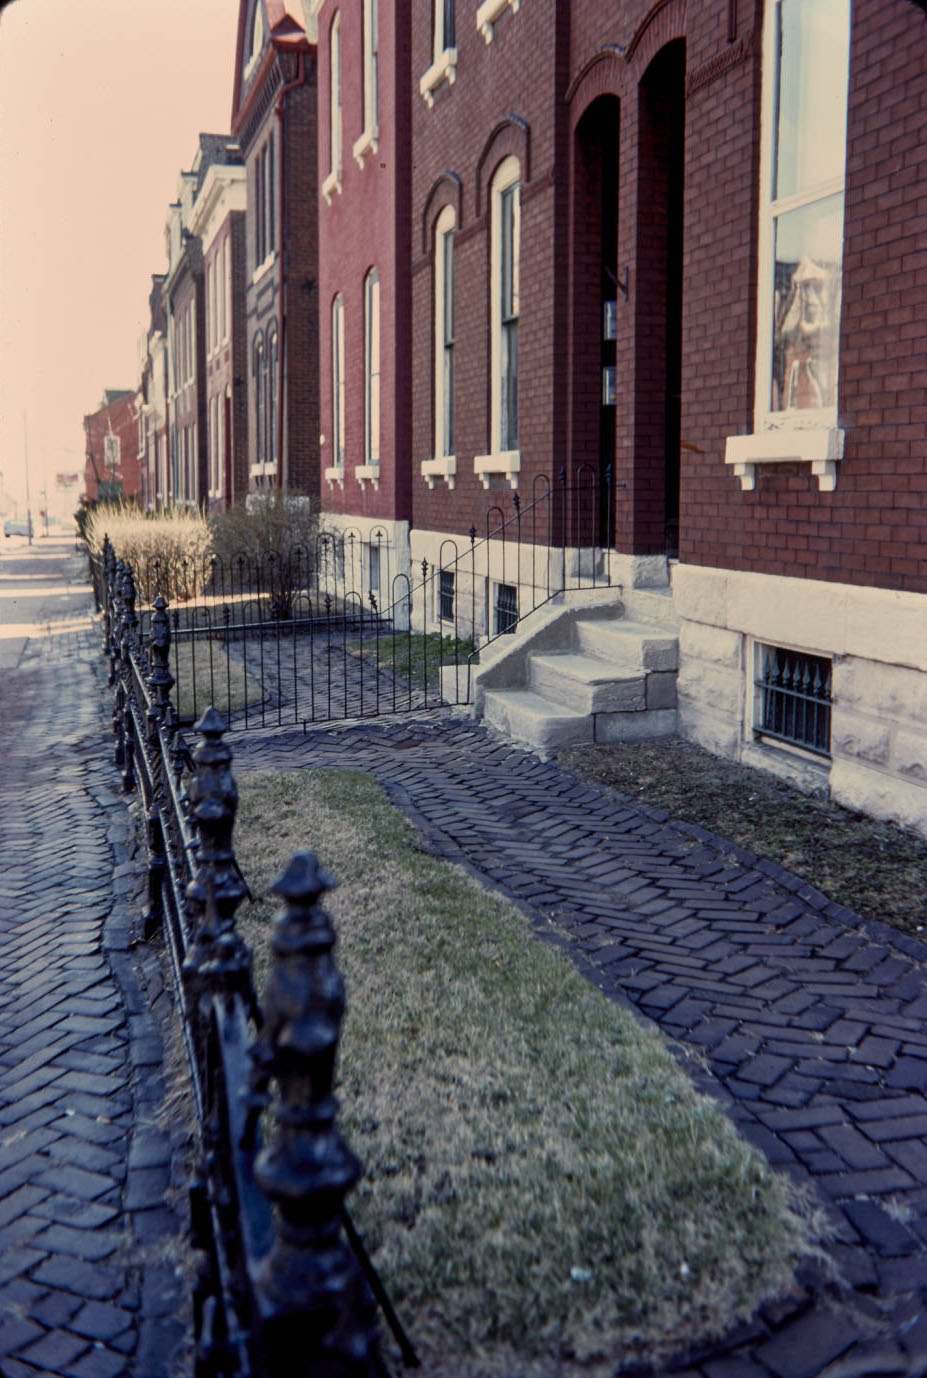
331,296,345,468
434,207,455,459
253,332,265,465
364,270,380,466
267,325,278,467
491,156,520,453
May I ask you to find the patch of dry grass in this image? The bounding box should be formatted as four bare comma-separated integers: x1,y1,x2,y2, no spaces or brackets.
559,738,927,939
234,768,820,1377
171,640,263,722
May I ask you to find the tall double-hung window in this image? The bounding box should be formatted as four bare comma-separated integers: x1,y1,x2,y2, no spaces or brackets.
760,0,850,424
323,14,343,201
331,295,345,468
434,205,456,459
436,0,455,54
355,0,379,162
496,164,520,453
364,270,381,466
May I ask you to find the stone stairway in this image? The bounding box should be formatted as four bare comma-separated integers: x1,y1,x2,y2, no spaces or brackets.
469,588,680,753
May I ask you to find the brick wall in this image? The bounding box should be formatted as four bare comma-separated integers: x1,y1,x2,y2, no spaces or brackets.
316,0,412,524
83,396,141,503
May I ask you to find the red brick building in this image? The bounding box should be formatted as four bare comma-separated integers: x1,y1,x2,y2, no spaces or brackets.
188,155,249,510
313,0,413,601
136,275,168,511
231,0,320,498
83,391,141,504
397,0,927,833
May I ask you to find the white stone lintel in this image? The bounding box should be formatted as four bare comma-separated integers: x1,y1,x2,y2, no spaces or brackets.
354,463,380,491
724,427,844,492
474,449,520,490
420,456,457,491
323,464,344,491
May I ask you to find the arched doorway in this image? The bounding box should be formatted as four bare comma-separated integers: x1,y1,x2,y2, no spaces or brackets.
570,94,620,549
637,40,685,559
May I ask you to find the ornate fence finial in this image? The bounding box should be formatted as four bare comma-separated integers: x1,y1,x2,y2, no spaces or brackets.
121,564,139,655
252,852,381,1377
148,594,175,733
182,709,253,1009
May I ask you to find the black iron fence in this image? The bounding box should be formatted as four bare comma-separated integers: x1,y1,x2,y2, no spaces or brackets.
104,554,418,1377
89,467,613,732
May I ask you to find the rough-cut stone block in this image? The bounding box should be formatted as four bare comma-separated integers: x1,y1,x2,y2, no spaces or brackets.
830,759,927,840
595,708,677,743
679,618,742,668
677,659,741,714
893,729,927,786
830,709,892,766
672,564,730,627
646,670,677,709
838,656,927,726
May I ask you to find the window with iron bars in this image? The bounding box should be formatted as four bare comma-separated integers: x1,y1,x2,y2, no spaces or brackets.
755,644,832,757
494,582,518,636
439,569,454,622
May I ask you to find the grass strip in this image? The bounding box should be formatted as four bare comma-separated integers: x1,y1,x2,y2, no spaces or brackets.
347,631,476,695
171,639,263,721
235,768,818,1377
559,739,927,940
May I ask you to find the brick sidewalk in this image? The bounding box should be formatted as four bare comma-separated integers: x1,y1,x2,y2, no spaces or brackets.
0,562,185,1377
233,713,927,1378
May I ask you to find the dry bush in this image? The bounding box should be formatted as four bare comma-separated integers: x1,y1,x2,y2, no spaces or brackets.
85,503,213,605
210,493,320,619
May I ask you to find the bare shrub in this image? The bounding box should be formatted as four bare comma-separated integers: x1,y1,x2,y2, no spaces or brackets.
209,493,320,619
85,502,212,605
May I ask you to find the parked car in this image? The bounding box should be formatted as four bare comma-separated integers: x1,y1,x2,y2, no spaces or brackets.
3,518,32,538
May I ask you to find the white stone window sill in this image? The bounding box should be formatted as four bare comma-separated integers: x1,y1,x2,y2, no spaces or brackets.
354,463,380,491
251,251,277,286
324,464,345,490
352,126,379,168
322,169,342,205
474,448,520,490
419,48,458,107
421,455,457,491
724,428,844,493
249,462,278,478
476,0,519,44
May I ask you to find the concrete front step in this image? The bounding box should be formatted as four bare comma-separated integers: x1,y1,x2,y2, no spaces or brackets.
574,618,679,671
482,688,593,751
620,587,680,629
530,652,647,714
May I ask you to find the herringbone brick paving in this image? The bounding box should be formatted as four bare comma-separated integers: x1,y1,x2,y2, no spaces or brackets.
233,713,927,1378
0,545,183,1378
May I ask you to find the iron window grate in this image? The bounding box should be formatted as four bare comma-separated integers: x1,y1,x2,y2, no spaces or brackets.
494,582,518,636
755,645,832,757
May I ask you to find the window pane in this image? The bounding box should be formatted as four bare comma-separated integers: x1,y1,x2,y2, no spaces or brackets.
774,0,850,201
444,0,455,48
502,321,518,450
771,194,843,412
443,346,454,456
501,189,514,318
443,230,454,344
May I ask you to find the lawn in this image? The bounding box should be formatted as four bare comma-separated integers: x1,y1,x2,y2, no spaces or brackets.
347,630,475,696
559,738,927,940
170,638,263,722
235,768,818,1378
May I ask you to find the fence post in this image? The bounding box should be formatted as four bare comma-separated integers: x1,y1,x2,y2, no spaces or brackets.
182,708,255,1014
101,536,113,657
251,852,382,1378
148,594,176,740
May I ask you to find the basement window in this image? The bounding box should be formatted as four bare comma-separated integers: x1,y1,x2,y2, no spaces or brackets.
439,570,455,622
494,582,518,636
754,644,832,757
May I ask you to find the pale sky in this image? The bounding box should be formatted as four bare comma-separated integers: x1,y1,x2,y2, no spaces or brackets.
0,0,238,514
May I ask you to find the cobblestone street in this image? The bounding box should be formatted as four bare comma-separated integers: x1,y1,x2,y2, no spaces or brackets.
0,539,184,1378
233,715,927,1378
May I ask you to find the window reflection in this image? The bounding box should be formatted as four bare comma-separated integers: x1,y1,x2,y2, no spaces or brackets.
771,195,843,412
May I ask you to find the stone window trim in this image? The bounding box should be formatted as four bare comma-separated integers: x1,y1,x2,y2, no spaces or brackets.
475,154,520,487
354,463,381,491
474,449,520,491
324,464,345,490
726,0,850,493
251,248,277,286
420,47,458,107
423,203,456,488
421,456,457,491
477,0,521,45
331,293,346,470
324,12,343,205
354,0,379,166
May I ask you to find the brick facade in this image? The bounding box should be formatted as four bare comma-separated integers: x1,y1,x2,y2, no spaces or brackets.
232,0,320,499
83,392,140,504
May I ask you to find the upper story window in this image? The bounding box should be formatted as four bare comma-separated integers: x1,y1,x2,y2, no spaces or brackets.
323,14,343,201
364,269,381,466
219,236,228,342
253,332,265,465
760,0,850,428
436,0,455,56
267,325,278,467
421,0,457,105
359,0,379,157
245,1,264,73
254,135,276,270
434,205,456,459
332,295,345,467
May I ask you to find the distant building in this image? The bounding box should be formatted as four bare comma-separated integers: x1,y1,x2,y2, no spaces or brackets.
188,152,249,510
136,275,168,510
231,0,320,498
83,390,140,503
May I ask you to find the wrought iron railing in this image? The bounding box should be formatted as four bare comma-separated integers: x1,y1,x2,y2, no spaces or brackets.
89,466,614,733
101,544,417,1377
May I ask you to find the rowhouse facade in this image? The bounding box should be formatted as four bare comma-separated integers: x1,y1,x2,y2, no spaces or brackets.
83,391,141,504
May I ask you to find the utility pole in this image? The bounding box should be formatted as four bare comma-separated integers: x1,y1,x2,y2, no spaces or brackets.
23,412,33,546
